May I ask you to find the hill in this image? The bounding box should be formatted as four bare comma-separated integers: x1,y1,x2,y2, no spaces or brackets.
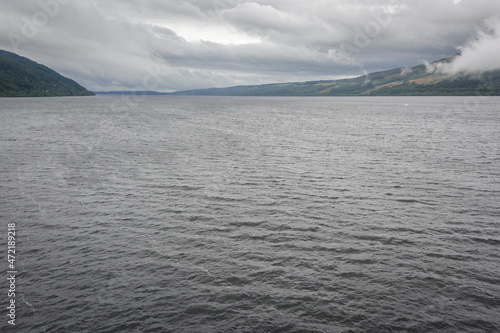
0,50,94,97
172,57,500,96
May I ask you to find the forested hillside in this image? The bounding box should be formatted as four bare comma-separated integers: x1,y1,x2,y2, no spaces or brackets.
0,50,94,97
172,57,500,96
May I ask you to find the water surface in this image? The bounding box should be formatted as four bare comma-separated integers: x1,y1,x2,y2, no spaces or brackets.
1,96,499,332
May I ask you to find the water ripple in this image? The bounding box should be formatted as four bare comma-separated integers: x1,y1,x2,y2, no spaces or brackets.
1,96,499,332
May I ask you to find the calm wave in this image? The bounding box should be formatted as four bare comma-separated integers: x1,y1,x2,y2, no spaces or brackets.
1,96,499,332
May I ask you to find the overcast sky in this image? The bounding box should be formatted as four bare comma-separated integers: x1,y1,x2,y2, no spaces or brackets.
1,0,500,92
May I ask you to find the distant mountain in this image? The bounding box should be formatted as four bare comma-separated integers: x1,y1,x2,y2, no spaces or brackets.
172,56,500,96
0,50,94,97
94,91,169,95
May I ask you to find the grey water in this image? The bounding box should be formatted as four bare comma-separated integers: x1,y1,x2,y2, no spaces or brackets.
0,96,499,332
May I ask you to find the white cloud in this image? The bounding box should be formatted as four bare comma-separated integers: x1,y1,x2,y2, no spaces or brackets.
151,20,261,45
432,16,500,74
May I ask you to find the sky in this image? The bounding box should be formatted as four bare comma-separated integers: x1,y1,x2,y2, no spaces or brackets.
1,0,500,92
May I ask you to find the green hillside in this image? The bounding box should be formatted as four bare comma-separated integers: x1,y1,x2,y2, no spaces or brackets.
172,57,500,96
0,50,94,97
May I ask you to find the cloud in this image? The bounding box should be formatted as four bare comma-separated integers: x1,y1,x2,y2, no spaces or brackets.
430,16,500,74
0,0,499,91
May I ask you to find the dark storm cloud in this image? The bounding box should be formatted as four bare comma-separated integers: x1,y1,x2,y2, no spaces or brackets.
1,0,499,91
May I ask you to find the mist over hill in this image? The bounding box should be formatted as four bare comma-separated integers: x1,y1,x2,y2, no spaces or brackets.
171,56,500,96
